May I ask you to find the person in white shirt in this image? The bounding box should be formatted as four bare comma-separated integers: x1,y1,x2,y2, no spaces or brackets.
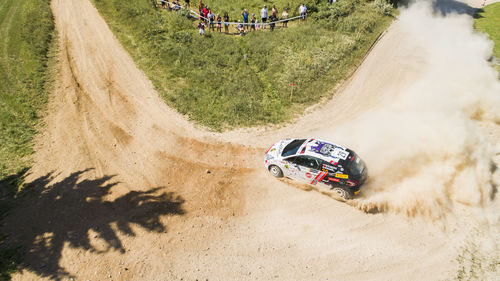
260,5,268,29
299,3,307,21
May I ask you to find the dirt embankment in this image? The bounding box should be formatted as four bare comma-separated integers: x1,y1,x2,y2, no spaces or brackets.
3,0,499,280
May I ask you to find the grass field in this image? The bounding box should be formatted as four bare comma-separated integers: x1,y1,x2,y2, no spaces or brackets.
0,0,55,278
92,0,396,130
474,2,500,76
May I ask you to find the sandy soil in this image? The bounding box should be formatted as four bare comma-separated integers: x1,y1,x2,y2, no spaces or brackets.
3,0,499,280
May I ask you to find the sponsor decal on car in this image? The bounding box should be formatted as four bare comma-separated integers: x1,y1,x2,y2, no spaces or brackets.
322,164,336,171
335,173,349,179
310,141,349,160
328,177,341,182
305,172,312,178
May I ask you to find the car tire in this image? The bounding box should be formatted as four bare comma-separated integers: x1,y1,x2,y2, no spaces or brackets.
331,187,351,200
268,165,283,178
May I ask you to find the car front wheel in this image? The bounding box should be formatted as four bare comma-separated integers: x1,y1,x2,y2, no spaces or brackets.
331,187,351,200
268,165,283,178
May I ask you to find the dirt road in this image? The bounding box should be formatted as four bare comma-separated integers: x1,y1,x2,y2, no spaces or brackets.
5,0,499,280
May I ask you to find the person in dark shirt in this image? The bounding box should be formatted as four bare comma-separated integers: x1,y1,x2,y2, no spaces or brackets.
198,0,203,13
250,13,256,31
223,12,230,34
269,14,276,31
216,14,222,32
236,20,245,35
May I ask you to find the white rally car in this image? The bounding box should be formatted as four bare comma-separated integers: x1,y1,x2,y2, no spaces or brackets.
264,138,368,199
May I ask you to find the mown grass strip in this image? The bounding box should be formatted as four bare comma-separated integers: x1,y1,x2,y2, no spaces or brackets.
474,2,500,76
0,0,55,278
92,0,396,130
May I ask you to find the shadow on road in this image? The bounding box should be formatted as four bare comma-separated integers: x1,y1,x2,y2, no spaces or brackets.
433,0,477,15
0,169,185,280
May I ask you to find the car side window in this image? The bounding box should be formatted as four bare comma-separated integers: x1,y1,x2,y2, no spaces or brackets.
295,156,320,170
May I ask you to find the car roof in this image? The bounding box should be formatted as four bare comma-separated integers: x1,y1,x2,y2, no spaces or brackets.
294,138,351,164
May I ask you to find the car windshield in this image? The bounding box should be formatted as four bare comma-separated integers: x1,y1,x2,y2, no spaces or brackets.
349,155,365,176
281,139,306,157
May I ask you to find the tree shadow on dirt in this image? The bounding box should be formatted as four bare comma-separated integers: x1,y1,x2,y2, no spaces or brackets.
0,169,185,280
433,0,477,16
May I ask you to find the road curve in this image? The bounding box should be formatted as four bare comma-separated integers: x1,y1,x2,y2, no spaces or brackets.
6,0,499,280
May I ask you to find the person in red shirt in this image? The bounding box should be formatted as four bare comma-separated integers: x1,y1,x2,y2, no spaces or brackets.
202,6,209,21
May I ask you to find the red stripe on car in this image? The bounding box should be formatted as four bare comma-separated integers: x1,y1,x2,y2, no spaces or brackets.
317,172,327,183
266,144,274,154
310,172,322,185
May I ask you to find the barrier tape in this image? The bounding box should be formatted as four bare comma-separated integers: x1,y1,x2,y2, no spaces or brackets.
160,1,305,26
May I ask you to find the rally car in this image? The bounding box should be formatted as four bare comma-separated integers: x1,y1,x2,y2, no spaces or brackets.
264,138,368,199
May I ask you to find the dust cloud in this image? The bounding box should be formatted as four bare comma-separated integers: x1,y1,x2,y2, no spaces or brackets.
333,1,500,218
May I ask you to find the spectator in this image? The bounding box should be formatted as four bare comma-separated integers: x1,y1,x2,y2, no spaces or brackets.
255,18,261,31
216,14,222,32
269,14,276,31
282,8,289,28
242,9,249,30
170,1,181,10
198,21,205,36
223,12,230,34
185,0,190,7
202,5,209,21
260,5,268,29
250,13,256,31
272,5,278,18
160,0,167,9
208,9,215,31
299,3,307,21
198,0,203,13
329,0,337,4
236,20,245,35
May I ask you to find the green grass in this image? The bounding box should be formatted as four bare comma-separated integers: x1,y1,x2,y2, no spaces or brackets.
0,0,55,279
91,0,395,130
474,2,500,76
0,0,54,178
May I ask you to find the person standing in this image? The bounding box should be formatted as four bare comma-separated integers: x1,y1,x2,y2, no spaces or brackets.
260,5,268,29
282,8,289,28
299,3,307,21
216,14,222,32
198,0,203,13
201,5,209,22
198,21,205,36
250,13,256,31
242,9,249,30
208,9,215,31
185,0,190,7
269,14,276,31
271,5,278,18
223,12,230,34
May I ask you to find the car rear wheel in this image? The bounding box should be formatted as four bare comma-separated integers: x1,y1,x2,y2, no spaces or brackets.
331,187,351,200
268,165,283,178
